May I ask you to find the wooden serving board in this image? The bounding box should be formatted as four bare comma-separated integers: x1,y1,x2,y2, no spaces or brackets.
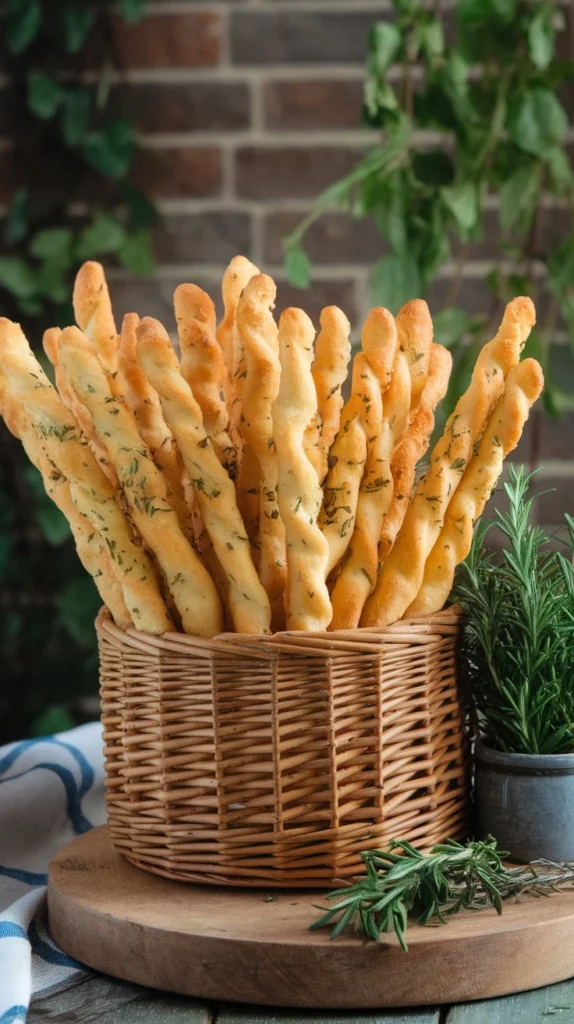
48,826,574,1010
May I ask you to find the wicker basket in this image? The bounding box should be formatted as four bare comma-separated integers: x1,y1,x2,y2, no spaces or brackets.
97,606,470,888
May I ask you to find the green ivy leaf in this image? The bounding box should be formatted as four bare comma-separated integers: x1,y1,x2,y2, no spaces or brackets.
433,307,470,348
528,9,554,70
81,118,133,179
285,244,312,289
373,179,407,253
368,252,420,312
441,182,479,234
369,22,402,75
27,72,65,120
76,214,127,261
507,88,568,158
61,5,97,54
420,19,444,61
5,0,42,55
55,578,100,647
30,227,74,263
546,147,574,196
121,183,159,229
36,261,70,304
499,162,541,231
4,190,30,244
0,257,37,298
61,89,93,146
117,0,149,23
412,150,454,187
18,295,44,316
118,228,155,276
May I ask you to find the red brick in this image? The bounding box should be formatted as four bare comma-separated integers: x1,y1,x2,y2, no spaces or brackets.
275,278,359,329
131,147,222,198
264,79,363,131
114,13,221,69
236,146,366,200
231,12,380,65
155,211,252,264
125,83,250,134
264,209,386,265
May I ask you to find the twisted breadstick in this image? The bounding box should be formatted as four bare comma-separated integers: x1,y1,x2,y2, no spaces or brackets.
0,385,131,630
175,284,229,440
362,297,536,627
407,357,544,617
304,306,351,482
137,317,271,635
217,255,259,444
380,343,452,560
73,261,118,378
43,326,117,486
0,319,171,634
236,274,286,625
396,300,433,412
58,326,222,637
273,308,331,631
118,313,192,541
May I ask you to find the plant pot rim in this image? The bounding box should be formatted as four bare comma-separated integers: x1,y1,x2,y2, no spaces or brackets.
476,739,574,774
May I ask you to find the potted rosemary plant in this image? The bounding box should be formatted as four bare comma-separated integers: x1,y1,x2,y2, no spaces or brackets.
454,465,574,862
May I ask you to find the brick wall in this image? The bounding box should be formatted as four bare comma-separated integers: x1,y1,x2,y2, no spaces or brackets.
106,1,574,527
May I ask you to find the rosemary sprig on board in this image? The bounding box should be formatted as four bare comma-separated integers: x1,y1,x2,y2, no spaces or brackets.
310,837,574,950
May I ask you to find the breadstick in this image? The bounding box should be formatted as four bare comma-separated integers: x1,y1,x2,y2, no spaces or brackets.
361,306,399,396
58,326,222,638
236,274,286,625
73,261,118,378
304,306,351,482
0,319,172,635
273,307,331,631
380,343,452,560
362,297,536,627
118,313,193,541
217,255,260,396
319,354,378,576
175,284,228,439
43,326,117,486
0,386,132,630
329,348,410,630
396,300,433,412
137,317,271,635
407,357,544,617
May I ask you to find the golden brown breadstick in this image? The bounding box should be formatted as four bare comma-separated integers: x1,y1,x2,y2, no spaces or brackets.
217,256,260,450
175,284,229,440
236,274,286,626
73,261,118,378
362,297,536,627
118,313,193,541
319,353,378,576
0,319,171,634
273,307,331,631
396,300,433,412
137,317,271,635
304,306,351,482
407,357,544,617
58,326,222,638
361,306,399,396
0,385,132,630
43,326,117,486
380,344,452,559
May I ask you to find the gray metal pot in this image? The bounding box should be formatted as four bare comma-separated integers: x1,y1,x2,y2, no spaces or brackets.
475,740,574,862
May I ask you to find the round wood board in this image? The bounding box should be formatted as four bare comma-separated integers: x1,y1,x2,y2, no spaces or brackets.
48,826,574,1009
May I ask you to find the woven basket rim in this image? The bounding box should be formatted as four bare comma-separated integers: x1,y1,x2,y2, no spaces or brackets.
96,604,462,658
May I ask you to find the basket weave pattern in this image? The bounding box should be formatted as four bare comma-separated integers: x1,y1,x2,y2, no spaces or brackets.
98,606,469,888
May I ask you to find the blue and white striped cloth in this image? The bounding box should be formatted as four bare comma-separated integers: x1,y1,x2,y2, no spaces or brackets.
0,723,106,1023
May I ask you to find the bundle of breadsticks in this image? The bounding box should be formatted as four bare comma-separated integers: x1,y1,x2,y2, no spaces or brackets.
0,258,543,637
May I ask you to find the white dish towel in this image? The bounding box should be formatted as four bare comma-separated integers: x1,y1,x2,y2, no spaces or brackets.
0,723,106,1022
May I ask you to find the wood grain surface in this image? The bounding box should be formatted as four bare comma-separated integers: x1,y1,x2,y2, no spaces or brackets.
47,827,574,1010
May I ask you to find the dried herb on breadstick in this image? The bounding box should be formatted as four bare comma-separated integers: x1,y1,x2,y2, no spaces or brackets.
175,284,229,440
362,297,535,628
137,316,272,635
0,319,172,635
396,300,433,413
237,274,286,626
73,261,118,379
217,255,259,451
406,357,544,618
58,325,222,638
304,306,351,482
380,344,452,560
273,307,331,631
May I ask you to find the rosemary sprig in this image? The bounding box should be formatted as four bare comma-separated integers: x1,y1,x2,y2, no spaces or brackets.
310,837,574,950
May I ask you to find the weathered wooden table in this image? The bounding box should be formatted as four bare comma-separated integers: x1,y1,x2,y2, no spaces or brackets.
29,974,574,1022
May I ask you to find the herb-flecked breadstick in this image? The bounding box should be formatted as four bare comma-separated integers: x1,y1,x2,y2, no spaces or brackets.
175,284,228,438
362,297,536,627
304,306,351,482
273,308,331,631
73,261,118,379
217,255,259,453
396,300,433,413
0,319,171,634
58,325,222,637
137,317,271,635
237,274,286,627
406,357,544,618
